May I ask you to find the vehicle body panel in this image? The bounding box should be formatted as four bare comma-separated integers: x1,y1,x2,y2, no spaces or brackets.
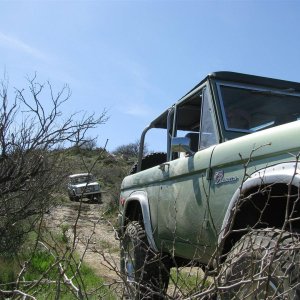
119,71,300,266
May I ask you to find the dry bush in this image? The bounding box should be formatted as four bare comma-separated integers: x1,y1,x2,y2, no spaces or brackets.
0,74,110,299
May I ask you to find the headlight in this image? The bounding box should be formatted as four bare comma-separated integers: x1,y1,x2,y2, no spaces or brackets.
76,187,82,193
94,185,100,191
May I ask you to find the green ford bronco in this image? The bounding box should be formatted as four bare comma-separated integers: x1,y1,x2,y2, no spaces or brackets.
119,72,300,299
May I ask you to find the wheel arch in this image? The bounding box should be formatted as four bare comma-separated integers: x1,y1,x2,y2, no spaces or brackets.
123,191,158,252
218,162,300,258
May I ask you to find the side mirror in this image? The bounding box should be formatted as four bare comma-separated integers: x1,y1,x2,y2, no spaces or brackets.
171,137,194,156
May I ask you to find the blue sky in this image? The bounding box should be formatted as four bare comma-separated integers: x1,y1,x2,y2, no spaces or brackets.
0,0,299,152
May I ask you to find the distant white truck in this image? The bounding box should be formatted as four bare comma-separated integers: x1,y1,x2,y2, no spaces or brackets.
67,173,101,203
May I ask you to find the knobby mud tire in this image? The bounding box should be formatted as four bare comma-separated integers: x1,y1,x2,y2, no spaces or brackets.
129,152,167,174
219,228,300,299
121,221,170,299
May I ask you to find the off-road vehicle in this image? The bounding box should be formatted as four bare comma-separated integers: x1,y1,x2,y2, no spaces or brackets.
119,72,300,298
67,173,101,202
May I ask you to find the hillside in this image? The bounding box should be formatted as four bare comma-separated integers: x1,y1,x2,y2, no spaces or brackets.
60,147,136,206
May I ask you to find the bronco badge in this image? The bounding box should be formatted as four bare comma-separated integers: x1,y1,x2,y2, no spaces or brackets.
214,170,239,185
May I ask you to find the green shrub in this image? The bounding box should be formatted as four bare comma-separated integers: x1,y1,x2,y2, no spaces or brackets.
0,257,19,289
170,267,212,296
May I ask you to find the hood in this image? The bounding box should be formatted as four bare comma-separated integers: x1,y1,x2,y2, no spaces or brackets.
74,182,99,188
211,120,300,167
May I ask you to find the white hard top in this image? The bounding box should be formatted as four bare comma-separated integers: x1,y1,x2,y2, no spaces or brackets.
69,173,91,178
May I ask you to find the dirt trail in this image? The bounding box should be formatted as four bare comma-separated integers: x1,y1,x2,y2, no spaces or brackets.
45,198,121,283
45,198,204,298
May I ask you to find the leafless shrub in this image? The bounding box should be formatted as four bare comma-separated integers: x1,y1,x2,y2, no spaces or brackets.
0,74,110,298
113,140,149,160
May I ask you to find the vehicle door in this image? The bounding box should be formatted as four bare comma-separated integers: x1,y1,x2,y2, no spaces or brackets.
157,86,219,262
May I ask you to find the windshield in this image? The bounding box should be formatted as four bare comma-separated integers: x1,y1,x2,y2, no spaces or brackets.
218,83,300,132
71,175,93,184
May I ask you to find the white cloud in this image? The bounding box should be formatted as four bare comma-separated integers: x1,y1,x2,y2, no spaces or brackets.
122,101,153,117
0,31,46,60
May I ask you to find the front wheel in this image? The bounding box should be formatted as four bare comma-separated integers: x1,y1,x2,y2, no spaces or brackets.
219,229,300,299
94,193,102,203
121,221,170,299
69,195,78,202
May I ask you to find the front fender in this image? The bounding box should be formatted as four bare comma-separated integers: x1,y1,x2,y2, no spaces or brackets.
122,191,158,252
218,161,300,246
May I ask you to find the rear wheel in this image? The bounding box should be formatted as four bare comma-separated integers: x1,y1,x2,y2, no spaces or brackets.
121,221,170,299
219,229,300,299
